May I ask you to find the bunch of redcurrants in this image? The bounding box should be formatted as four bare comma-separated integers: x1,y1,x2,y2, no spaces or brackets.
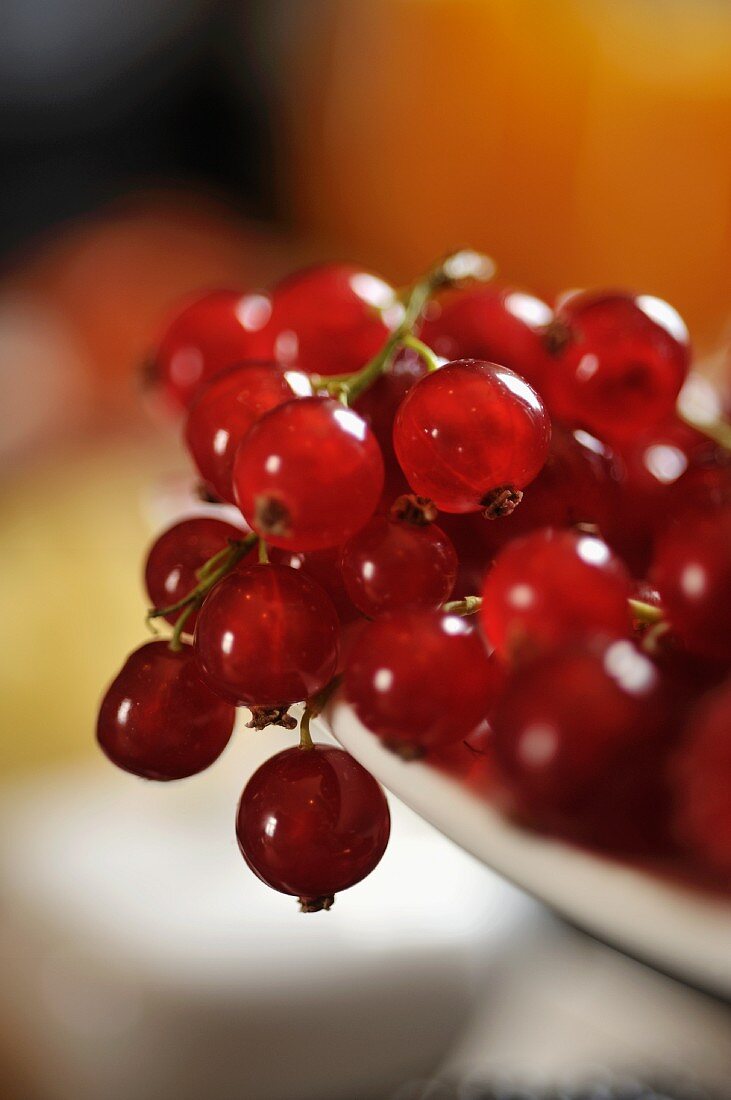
97,251,731,910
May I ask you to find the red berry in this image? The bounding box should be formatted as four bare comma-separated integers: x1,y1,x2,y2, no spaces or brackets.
481,528,632,662
543,290,690,442
345,610,501,753
236,744,391,910
194,563,339,706
97,641,235,780
420,284,554,391
341,516,457,617
144,517,247,628
474,425,620,559
393,360,550,513
269,545,360,625
149,289,277,410
491,640,675,853
651,505,731,662
672,680,731,883
354,348,428,503
233,397,384,551
610,418,731,576
264,263,397,376
184,362,304,503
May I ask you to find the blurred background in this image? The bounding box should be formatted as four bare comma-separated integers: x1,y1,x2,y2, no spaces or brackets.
1,2,731,1098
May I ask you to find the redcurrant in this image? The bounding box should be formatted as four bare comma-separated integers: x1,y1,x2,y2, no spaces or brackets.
481,527,632,662
543,290,690,442
193,563,339,706
144,517,247,628
345,610,501,753
236,744,391,910
184,362,304,503
393,359,550,514
233,397,384,551
340,516,457,617
97,641,235,780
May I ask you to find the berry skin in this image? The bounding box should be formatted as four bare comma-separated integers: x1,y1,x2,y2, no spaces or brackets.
264,263,397,376
269,545,360,625
481,527,632,662
651,505,731,662
610,418,731,576
144,517,247,628
236,744,391,910
672,680,731,884
233,397,384,551
393,359,550,514
341,516,458,617
491,640,676,853
345,610,502,754
419,283,554,391
184,362,303,503
149,289,277,410
194,563,339,707
97,641,235,780
474,425,619,559
543,289,690,442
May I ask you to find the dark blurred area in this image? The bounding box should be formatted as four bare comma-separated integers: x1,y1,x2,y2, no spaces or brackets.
0,1,273,256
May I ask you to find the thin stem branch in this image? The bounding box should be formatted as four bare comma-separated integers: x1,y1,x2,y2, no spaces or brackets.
299,675,343,749
258,538,269,564
442,595,483,616
147,533,257,649
628,598,664,625
401,334,441,373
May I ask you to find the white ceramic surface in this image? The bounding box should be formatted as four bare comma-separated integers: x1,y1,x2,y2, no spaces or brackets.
326,696,731,1001
0,716,529,1100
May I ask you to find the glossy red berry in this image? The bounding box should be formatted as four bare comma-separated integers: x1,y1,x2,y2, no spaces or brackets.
269,545,360,625
651,505,731,661
194,563,339,706
236,745,391,910
341,516,457,617
184,362,303,503
672,680,731,883
543,290,690,442
491,640,676,853
148,289,277,410
393,360,550,514
233,397,384,551
420,284,554,391
144,517,246,628
610,418,731,576
345,610,502,753
474,425,620,559
354,348,427,503
264,263,397,376
97,641,235,780
481,527,632,662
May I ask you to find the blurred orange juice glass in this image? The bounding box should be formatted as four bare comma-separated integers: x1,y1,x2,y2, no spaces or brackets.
276,0,731,346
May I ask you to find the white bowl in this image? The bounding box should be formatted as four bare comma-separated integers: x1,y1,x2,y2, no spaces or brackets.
326,696,731,1001
0,717,532,1100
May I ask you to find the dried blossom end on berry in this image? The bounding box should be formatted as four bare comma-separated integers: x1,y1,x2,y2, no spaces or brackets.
389,493,438,526
482,486,523,519
245,706,298,731
298,894,335,913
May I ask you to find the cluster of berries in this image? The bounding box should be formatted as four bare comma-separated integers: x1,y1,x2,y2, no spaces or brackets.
97,251,731,910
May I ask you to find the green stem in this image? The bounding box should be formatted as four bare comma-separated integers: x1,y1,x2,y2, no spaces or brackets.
401,334,441,373
442,595,483,616
309,249,495,405
628,597,664,625
147,533,257,646
299,675,343,750
258,538,269,564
